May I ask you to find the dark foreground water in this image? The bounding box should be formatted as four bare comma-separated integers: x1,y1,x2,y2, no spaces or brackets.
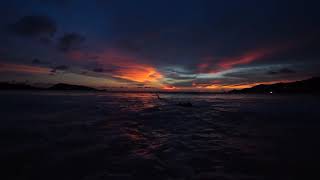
1,92,320,180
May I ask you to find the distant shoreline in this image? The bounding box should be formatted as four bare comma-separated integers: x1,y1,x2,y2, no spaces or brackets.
1,77,319,94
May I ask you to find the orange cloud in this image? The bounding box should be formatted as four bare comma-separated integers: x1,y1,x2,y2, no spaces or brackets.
65,49,164,84
0,62,50,74
162,85,177,90
113,65,163,83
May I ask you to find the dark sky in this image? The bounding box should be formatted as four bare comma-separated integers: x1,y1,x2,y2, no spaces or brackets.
1,0,319,91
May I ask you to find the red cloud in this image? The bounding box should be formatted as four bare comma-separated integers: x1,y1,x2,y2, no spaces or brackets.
198,43,293,74
66,50,86,61
218,48,275,69
197,48,275,74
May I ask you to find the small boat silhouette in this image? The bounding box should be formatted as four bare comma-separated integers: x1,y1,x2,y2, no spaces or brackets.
156,93,193,107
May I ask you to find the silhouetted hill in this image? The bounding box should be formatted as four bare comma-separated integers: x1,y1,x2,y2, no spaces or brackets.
229,77,320,94
0,82,101,91
0,82,42,90
48,83,99,91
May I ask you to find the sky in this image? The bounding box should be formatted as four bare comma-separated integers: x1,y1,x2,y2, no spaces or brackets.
0,0,320,91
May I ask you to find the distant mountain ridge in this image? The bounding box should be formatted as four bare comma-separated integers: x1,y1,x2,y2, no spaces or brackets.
48,83,98,91
0,82,102,91
229,77,320,94
0,82,40,90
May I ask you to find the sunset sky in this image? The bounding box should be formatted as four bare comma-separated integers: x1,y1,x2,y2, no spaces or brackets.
0,0,319,91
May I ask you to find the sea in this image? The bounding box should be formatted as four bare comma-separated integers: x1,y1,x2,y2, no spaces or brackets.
1,91,320,180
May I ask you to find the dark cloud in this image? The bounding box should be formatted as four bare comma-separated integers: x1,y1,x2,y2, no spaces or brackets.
164,67,197,76
267,68,296,75
55,65,69,70
169,81,193,88
31,58,40,63
58,33,85,52
1,0,320,89
90,65,120,74
214,68,275,85
32,58,49,65
92,68,104,73
51,65,69,73
10,15,57,38
224,69,264,79
165,72,196,81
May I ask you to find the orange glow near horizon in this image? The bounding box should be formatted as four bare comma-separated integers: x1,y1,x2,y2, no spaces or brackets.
113,65,163,83
63,48,298,91
195,80,294,91
92,50,164,84
66,49,165,84
162,85,177,90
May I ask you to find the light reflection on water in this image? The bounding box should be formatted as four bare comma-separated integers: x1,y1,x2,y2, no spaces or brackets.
0,92,319,180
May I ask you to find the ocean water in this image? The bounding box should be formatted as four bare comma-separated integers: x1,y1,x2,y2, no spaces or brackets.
1,92,320,180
